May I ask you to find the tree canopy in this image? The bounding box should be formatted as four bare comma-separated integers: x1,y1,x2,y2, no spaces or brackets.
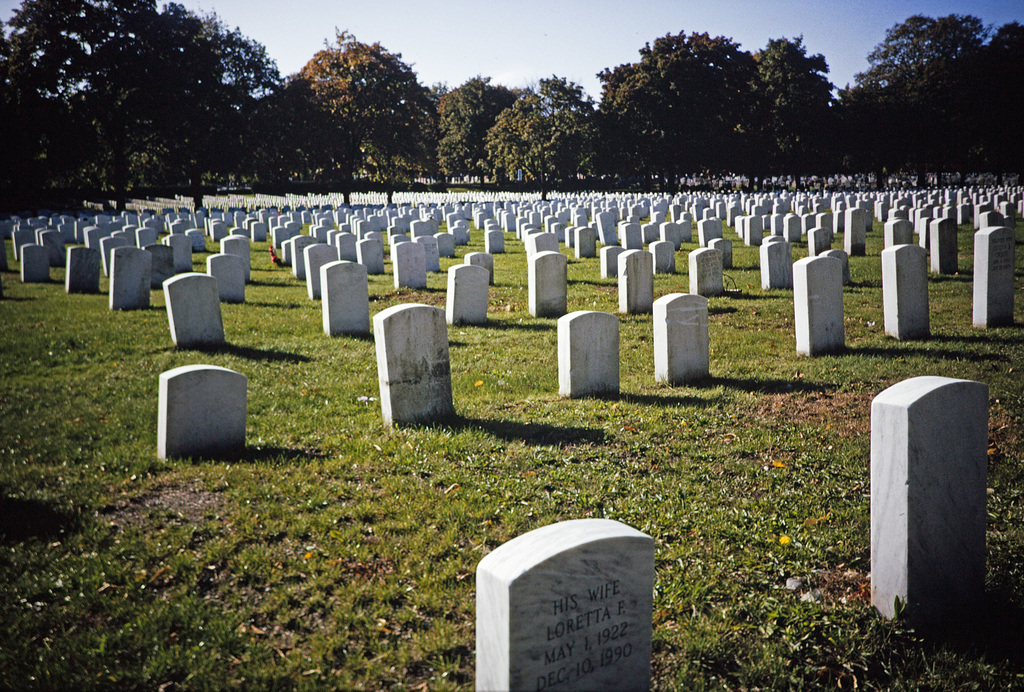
437,76,518,180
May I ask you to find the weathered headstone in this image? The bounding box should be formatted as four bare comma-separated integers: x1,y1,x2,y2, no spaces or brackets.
446,263,489,326
356,237,385,275
290,236,317,280
304,243,339,300
819,249,851,286
649,240,675,274
557,311,619,398
881,244,929,340
688,248,723,297
972,226,1015,328
392,241,427,289
207,253,246,303
465,252,495,286
807,227,831,257
793,256,844,356
100,235,131,276
145,244,175,288
529,251,568,318
322,260,370,336
485,229,505,255
476,518,654,692
221,234,251,281
618,249,654,314
373,303,454,425
708,238,732,269
600,246,624,279
158,365,247,459
163,234,193,273
575,227,597,259
436,232,457,258
109,246,152,310
760,239,793,290
884,219,914,248
653,293,709,384
870,376,987,626
163,273,225,347
20,244,50,283
414,235,441,273
65,246,101,294
844,208,866,256
928,217,957,274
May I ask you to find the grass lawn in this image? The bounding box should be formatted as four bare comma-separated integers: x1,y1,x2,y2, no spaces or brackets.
1,210,1022,690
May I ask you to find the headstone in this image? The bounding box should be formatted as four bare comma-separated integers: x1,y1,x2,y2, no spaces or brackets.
688,248,723,297
20,244,50,283
158,365,246,460
600,246,624,279
322,260,370,336
476,518,653,692
186,229,206,252
373,303,454,424
207,253,246,303
972,226,1015,328
529,251,568,318
928,218,957,274
38,230,64,266
526,232,560,257
414,235,441,273
697,218,722,247
807,227,831,257
163,234,193,273
65,246,101,294
793,256,844,356
649,240,674,274
884,219,914,248
760,240,793,290
574,227,597,259
465,252,495,286
393,241,428,289
446,263,489,326
109,246,152,310
304,243,339,300
221,235,251,281
881,244,929,340
819,249,851,286
163,273,225,347
436,232,457,258
653,293,709,384
485,229,505,255
290,236,317,280
356,237,385,275
708,238,732,269
100,235,131,276
870,376,987,626
144,244,175,289
135,227,158,249
618,250,654,314
844,208,867,256
557,311,619,398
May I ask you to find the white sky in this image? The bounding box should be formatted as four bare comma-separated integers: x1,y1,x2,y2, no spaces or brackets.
3,0,1021,99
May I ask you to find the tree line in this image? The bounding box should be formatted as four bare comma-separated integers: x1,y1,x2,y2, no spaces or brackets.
2,1,1021,210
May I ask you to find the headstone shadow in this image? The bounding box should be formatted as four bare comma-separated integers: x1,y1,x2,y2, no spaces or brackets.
846,344,1010,364
910,592,1024,667
0,496,80,543
426,414,607,447
159,342,311,363
705,375,829,395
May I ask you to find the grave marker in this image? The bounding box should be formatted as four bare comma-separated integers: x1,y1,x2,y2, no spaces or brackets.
163,273,225,347
881,245,928,340
972,227,1015,327
109,246,152,310
653,293,709,384
529,251,567,318
322,260,370,336
158,365,246,459
446,263,490,325
793,256,844,355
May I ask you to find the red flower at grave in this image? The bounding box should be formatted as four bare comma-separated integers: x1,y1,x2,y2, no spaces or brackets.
269,245,282,266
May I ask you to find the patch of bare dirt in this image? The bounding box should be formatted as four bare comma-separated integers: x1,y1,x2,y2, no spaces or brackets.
751,391,873,437
104,481,226,531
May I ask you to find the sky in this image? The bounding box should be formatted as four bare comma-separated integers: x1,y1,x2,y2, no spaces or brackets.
2,0,1021,98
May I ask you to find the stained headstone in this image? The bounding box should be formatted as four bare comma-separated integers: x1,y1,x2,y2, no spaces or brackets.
100,235,132,276
414,235,441,273
158,365,246,459
884,219,914,248
708,238,732,269
574,227,597,259
393,240,428,289
357,237,385,275
557,311,619,398
65,246,100,294
304,243,339,300
163,234,193,273
485,229,505,255
844,208,866,256
20,244,50,283
807,227,830,257
653,293,709,384
207,253,246,303
819,249,851,286
290,236,317,280
221,235,251,281
618,249,654,314
928,218,957,274
476,519,653,692
465,252,495,286
600,246,625,279
38,230,64,266
446,263,489,326
436,232,457,258
881,244,929,340
972,226,1015,327
688,248,723,297
322,260,370,336
109,246,152,310
871,376,987,625
373,303,454,424
145,244,175,288
697,218,722,247
760,239,793,290
649,240,675,274
793,256,844,355
163,273,225,347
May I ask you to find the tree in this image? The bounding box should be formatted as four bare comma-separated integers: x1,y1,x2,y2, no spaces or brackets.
437,76,517,181
752,37,833,187
291,31,435,202
485,76,595,199
976,22,1024,181
598,32,757,189
850,14,989,186
2,0,280,208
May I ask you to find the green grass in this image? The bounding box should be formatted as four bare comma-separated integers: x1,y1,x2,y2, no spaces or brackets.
1,212,1023,690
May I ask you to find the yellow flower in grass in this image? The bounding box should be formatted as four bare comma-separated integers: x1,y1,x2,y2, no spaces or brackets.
779,535,791,546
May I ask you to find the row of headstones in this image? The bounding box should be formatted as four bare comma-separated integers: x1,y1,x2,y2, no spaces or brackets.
152,359,988,689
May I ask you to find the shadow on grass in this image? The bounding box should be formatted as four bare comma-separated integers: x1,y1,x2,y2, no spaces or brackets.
916,593,1024,667
0,496,80,543
412,414,607,446
705,375,829,395
169,342,312,363
845,344,1010,363
482,319,555,332
620,391,716,408
238,445,329,465
244,301,306,309
928,273,972,283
